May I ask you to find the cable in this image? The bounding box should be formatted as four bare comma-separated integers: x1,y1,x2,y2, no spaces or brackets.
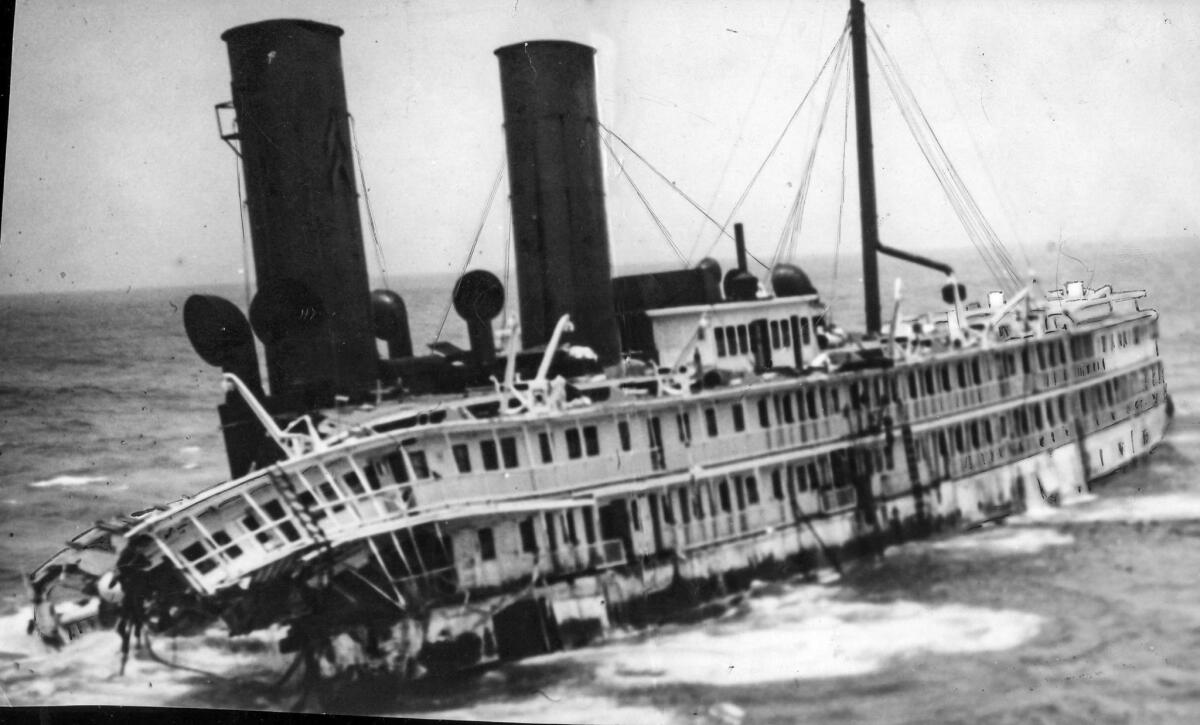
348,114,392,291
233,154,253,309
601,133,689,268
433,161,506,343
698,19,852,264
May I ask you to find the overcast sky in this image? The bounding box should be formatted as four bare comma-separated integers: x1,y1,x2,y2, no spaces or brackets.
3,0,1197,294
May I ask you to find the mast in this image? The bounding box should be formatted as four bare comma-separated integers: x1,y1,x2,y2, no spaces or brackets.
849,0,882,335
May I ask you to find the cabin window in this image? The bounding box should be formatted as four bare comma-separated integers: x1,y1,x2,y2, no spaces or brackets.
781,320,791,347
662,493,676,525
800,317,811,345
678,488,691,524
631,499,642,531
566,429,583,459
772,470,785,500
181,541,217,574
954,427,965,453
908,373,918,398
719,480,732,512
409,451,430,479
261,500,300,542
519,518,538,553
211,530,242,560
1058,396,1068,422
971,422,981,449
583,426,600,456
386,452,410,483
1033,404,1044,430
583,510,596,543
770,320,781,349
364,464,382,491
924,369,935,396
704,408,719,437
500,436,519,468
806,389,818,419
538,432,554,463
724,326,736,353
676,413,692,444
481,440,500,470
957,363,967,388
885,442,894,470
941,366,952,391
795,465,808,492
715,327,727,356
745,476,760,505
972,358,982,385
565,512,579,544
781,395,795,424
758,398,771,428
343,470,365,496
732,403,746,432
452,444,472,473
618,421,631,451
693,487,705,520
544,513,559,549
733,325,748,354
734,477,746,509
478,528,496,561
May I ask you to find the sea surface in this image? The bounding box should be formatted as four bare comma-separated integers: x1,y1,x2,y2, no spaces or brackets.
2,239,1199,722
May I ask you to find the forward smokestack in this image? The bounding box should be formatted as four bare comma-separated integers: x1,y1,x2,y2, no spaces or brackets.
495,41,621,366
222,20,377,407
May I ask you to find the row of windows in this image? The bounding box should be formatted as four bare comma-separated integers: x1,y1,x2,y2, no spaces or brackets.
712,315,815,358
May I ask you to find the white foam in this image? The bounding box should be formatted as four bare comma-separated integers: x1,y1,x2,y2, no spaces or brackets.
27,474,108,489
896,526,1075,556
558,587,1041,688
412,694,684,725
1035,492,1200,524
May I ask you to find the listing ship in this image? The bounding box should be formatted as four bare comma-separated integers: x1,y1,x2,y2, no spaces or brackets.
29,0,1170,689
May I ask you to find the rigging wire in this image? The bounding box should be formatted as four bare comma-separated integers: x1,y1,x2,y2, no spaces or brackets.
599,122,770,270
233,152,253,310
433,160,506,343
867,35,1009,288
904,1,1033,272
601,133,690,268
826,55,853,321
348,114,392,291
867,22,1022,290
684,0,802,263
697,18,852,265
502,209,513,323
770,37,851,271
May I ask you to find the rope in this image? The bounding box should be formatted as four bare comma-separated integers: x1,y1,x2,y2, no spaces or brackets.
867,22,1022,291
234,154,253,309
599,123,771,271
684,0,803,263
698,19,852,264
826,57,853,319
434,161,506,343
348,114,392,291
601,133,689,268
770,37,851,271
502,212,513,323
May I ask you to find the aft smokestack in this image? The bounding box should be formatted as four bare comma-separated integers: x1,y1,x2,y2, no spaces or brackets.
495,40,621,366
221,20,377,408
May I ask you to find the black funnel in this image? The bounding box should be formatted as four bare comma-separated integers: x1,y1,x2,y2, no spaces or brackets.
495,40,621,367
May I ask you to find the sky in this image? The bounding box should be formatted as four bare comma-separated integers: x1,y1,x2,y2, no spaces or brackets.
2,0,1198,294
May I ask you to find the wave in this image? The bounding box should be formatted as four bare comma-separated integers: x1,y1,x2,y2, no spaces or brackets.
558,585,1041,688
27,475,109,489
890,526,1075,557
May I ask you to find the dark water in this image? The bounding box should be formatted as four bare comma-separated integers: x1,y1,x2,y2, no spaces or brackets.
2,240,1199,722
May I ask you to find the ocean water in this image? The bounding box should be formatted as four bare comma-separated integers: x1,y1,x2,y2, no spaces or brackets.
2,239,1199,722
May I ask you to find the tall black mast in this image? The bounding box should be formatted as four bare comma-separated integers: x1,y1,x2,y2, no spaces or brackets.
849,0,882,335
